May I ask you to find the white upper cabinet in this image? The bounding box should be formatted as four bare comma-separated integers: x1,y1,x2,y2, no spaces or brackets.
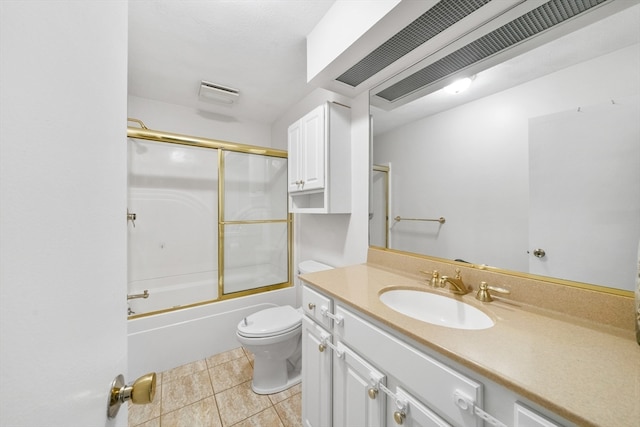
289,104,325,193
287,101,351,213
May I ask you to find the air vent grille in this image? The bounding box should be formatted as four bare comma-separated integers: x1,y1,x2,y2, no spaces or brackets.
376,0,608,102
335,0,491,87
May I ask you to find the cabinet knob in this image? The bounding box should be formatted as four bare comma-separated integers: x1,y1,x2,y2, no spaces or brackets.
367,387,378,399
318,343,325,352
393,410,406,425
308,302,316,310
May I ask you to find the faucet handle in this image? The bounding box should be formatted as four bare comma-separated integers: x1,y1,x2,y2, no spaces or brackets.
419,269,439,287
475,281,511,302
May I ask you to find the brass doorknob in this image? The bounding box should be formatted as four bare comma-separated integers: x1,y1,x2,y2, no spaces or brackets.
108,372,157,418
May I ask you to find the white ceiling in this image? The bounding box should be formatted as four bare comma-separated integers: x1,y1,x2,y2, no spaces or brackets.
128,0,335,125
371,2,640,135
128,1,639,130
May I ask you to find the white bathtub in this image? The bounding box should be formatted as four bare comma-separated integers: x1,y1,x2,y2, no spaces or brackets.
128,286,296,379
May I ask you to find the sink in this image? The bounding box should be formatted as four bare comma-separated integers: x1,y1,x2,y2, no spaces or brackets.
379,289,494,330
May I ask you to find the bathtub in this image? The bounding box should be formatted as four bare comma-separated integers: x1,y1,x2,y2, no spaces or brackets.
128,286,296,379
128,271,219,315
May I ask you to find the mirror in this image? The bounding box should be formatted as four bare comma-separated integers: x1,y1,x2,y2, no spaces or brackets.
370,4,640,294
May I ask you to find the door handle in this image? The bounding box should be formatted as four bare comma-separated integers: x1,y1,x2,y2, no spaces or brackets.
533,248,546,258
107,372,156,418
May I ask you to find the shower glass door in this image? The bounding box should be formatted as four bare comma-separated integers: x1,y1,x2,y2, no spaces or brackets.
221,151,290,295
127,140,218,315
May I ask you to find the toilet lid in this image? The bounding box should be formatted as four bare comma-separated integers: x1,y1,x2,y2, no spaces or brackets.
237,305,302,338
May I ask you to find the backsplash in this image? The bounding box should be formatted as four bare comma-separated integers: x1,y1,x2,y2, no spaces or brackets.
367,247,635,333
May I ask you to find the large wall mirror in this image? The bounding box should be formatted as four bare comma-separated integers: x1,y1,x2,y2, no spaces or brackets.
370,3,639,295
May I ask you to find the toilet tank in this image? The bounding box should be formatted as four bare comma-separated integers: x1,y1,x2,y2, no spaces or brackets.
298,260,333,275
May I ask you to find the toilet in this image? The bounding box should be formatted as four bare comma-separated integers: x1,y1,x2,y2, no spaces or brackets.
236,260,333,394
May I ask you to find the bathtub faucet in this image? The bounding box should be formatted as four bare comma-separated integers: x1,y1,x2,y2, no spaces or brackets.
127,290,150,300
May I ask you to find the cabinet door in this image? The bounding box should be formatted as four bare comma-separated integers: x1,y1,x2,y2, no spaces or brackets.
302,316,332,427
514,403,563,427
333,342,386,427
391,387,452,427
300,104,325,191
287,120,303,193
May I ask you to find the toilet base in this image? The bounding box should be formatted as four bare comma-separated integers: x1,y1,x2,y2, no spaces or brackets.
250,356,301,395
251,371,301,395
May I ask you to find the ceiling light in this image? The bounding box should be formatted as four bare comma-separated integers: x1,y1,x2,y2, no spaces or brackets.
198,81,239,106
444,77,473,94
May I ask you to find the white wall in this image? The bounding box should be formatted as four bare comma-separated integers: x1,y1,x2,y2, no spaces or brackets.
128,95,272,147
374,44,640,273
1,1,128,425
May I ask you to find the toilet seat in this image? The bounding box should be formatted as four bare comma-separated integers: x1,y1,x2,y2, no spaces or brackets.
237,305,302,338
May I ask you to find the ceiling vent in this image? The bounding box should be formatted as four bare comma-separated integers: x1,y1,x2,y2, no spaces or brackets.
335,0,491,88
198,81,240,106
373,0,609,104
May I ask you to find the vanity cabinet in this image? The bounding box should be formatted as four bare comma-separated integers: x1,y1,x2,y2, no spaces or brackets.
514,403,563,427
301,283,568,427
287,101,351,214
333,342,386,427
301,316,333,427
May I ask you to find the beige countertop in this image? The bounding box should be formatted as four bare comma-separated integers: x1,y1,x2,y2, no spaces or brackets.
300,262,640,427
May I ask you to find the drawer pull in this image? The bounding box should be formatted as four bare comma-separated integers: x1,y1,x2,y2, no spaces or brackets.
320,306,343,325
393,411,406,425
318,343,326,352
308,302,316,310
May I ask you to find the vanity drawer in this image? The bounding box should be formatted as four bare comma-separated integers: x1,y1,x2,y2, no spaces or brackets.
335,304,482,427
302,285,333,329
514,403,562,427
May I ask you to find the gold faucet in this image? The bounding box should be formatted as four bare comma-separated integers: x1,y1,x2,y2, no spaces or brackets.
419,269,440,287
439,268,469,295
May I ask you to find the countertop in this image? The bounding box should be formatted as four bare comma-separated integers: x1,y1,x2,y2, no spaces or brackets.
300,263,640,427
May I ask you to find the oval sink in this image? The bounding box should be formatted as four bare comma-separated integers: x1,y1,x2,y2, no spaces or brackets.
379,289,494,330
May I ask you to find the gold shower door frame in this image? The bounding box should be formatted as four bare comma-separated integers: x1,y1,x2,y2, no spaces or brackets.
127,121,292,318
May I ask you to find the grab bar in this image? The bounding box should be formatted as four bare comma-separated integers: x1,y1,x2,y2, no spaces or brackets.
394,216,446,224
127,290,149,300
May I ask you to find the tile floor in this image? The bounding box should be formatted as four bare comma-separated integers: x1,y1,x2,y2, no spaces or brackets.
128,347,301,427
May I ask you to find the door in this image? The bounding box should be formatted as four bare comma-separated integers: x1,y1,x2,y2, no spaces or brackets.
333,342,386,427
288,120,303,192
300,104,326,192
370,165,390,248
301,316,333,427
528,97,640,289
0,2,129,426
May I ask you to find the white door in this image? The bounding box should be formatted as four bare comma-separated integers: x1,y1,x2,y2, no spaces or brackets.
1,2,130,426
528,98,640,290
333,342,386,427
301,316,333,427
300,104,326,192
288,120,303,192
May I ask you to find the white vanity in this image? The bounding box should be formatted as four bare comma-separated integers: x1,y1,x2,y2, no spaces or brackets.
299,249,639,427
